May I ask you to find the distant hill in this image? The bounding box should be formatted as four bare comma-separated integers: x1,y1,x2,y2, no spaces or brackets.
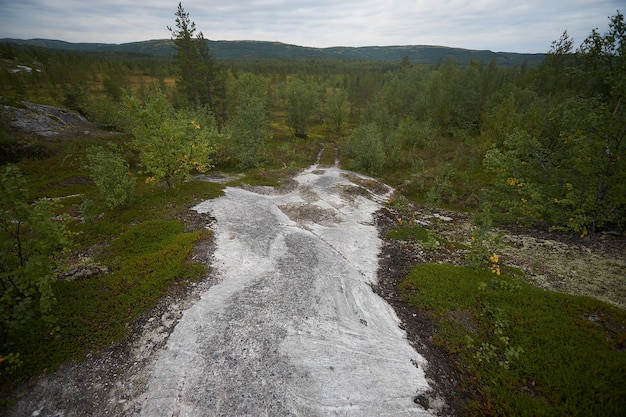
0,38,544,66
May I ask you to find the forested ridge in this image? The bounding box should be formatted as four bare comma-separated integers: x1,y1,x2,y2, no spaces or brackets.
1,5,625,416
0,37,544,67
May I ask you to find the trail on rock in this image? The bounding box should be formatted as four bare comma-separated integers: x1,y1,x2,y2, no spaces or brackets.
135,162,435,416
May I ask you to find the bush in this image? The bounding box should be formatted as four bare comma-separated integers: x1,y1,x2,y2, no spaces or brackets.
348,123,386,174
0,165,71,378
123,86,219,189
85,145,135,209
83,96,127,129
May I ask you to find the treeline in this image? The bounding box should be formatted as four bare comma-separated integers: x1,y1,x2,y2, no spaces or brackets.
345,12,625,236
1,10,623,235
0,42,174,106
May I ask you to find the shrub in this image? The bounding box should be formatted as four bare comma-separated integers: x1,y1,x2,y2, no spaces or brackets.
348,123,386,174
123,86,219,189
0,165,71,378
85,145,135,209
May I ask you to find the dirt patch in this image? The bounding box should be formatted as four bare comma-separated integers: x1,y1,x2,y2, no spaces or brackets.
278,202,342,226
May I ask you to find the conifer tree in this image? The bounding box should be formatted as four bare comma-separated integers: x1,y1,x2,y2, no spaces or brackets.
168,3,216,109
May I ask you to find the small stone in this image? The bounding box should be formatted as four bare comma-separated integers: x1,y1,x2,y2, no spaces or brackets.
414,394,430,409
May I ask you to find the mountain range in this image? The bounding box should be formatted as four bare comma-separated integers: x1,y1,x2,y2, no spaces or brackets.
1,38,545,67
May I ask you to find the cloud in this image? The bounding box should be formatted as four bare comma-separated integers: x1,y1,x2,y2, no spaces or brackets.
0,0,622,52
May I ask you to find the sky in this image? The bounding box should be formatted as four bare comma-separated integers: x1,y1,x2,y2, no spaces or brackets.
0,0,622,53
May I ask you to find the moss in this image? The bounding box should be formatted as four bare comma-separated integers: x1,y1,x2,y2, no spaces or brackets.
7,225,211,381
400,264,626,416
387,224,433,242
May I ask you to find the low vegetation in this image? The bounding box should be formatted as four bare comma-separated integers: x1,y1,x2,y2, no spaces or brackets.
1,5,624,416
0,150,224,390
400,264,626,416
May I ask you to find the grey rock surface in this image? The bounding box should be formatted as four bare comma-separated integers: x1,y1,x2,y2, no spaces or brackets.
3,101,87,137
7,165,437,417
135,165,435,416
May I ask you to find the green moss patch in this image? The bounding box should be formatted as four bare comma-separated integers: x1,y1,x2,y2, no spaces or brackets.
7,223,210,380
400,264,626,416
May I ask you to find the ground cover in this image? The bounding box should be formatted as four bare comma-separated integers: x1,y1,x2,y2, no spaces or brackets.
1,172,223,389
400,264,625,416
375,200,626,416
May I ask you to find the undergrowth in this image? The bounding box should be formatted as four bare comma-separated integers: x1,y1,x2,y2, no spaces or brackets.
1,137,225,405
399,264,626,416
9,225,210,380
386,224,440,249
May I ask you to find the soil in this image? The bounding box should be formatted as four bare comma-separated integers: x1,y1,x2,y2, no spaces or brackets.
373,207,470,415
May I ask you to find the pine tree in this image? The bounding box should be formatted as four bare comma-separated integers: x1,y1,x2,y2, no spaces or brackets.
168,3,215,108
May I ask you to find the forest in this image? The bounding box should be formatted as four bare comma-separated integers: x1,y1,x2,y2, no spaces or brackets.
1,5,624,416
2,11,623,236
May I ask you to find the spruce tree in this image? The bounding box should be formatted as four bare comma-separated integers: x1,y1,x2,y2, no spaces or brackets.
168,2,215,108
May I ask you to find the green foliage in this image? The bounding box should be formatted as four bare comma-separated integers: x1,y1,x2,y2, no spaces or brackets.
465,204,503,271
347,123,385,174
578,11,626,99
0,165,72,373
385,193,413,217
425,163,456,209
228,74,271,168
62,83,89,114
83,95,127,128
0,352,23,380
168,2,218,109
123,86,219,188
481,11,625,235
85,145,135,208
324,89,349,134
400,263,626,416
465,303,524,370
285,78,320,137
484,94,625,234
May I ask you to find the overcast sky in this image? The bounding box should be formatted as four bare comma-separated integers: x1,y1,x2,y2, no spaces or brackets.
0,1,622,53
